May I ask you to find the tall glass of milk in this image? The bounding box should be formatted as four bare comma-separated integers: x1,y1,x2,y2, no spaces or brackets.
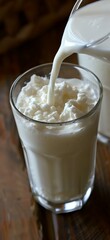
10,63,102,213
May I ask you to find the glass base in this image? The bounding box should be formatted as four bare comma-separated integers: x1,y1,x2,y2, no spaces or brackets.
97,133,110,144
33,186,93,214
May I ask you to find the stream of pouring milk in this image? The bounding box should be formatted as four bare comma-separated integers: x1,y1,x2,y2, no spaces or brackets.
47,0,110,105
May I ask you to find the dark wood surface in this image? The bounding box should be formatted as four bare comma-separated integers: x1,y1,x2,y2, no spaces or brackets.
0,34,110,240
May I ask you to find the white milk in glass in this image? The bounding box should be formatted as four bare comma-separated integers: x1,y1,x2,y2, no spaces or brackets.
11,63,102,213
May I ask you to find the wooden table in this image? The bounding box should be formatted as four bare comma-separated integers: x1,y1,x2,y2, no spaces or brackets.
0,52,110,240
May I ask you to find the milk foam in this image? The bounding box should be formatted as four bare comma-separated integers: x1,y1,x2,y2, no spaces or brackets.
17,74,97,123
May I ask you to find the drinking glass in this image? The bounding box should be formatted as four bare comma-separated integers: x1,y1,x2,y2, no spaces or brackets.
10,63,102,213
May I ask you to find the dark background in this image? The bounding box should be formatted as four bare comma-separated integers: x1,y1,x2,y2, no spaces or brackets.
0,0,77,78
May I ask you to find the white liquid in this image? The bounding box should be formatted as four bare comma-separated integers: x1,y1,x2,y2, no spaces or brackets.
15,109,98,203
14,72,100,203
47,0,110,105
78,54,110,138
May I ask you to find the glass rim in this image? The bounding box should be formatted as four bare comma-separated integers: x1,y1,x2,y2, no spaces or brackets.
10,62,103,126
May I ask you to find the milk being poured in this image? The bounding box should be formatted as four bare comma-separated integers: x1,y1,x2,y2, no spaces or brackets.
47,0,110,105
10,0,104,212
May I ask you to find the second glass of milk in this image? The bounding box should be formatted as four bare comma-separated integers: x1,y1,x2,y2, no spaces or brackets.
10,63,102,213
78,54,110,143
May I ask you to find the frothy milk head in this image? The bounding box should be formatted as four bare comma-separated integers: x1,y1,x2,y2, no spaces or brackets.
17,74,98,123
